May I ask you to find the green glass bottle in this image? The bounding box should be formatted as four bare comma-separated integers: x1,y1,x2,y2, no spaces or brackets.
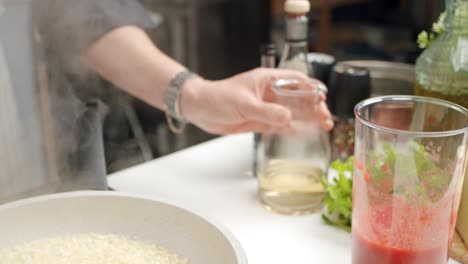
415,0,468,108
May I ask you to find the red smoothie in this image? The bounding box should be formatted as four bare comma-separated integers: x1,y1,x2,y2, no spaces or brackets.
352,230,447,264
351,148,461,264
352,199,453,264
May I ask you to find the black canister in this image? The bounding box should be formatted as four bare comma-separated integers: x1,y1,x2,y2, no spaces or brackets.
307,53,336,85
327,63,371,161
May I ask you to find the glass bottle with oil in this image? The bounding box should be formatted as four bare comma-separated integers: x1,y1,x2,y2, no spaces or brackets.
415,0,468,108
257,78,330,215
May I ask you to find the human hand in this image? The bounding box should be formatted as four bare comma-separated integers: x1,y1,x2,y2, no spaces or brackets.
180,68,334,135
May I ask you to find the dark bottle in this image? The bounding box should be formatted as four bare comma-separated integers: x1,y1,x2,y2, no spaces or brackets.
253,44,277,177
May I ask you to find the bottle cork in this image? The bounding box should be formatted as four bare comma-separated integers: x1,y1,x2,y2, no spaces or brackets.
284,0,311,15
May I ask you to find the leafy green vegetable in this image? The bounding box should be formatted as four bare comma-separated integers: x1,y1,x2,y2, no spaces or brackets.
417,11,446,49
321,157,354,233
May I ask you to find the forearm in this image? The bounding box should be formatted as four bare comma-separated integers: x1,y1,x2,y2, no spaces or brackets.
81,26,188,110
81,26,334,135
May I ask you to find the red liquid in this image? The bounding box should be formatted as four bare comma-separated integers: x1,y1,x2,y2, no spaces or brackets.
352,231,447,264
352,198,454,264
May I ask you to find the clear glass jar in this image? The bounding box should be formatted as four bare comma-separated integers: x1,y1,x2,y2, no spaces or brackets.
257,78,330,215
415,0,468,108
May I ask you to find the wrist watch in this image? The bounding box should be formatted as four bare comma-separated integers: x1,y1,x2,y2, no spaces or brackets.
164,70,198,134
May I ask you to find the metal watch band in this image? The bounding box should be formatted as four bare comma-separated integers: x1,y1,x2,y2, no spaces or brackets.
164,70,198,133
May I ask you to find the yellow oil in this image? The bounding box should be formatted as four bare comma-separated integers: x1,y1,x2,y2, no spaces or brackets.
415,82,468,109
258,159,325,215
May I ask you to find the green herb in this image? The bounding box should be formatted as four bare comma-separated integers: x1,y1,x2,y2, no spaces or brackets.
417,11,446,49
321,141,451,232
366,142,451,204
321,157,354,233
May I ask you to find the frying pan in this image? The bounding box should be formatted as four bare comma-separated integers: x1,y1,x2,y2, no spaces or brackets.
0,191,248,264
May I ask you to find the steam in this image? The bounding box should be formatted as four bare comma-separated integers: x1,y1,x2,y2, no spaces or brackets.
30,0,122,191
0,42,33,198
31,0,157,190
0,0,157,202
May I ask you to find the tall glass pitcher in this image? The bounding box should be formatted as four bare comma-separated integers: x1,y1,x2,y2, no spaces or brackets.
352,96,468,264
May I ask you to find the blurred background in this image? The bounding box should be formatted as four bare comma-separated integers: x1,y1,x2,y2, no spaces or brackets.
105,0,445,173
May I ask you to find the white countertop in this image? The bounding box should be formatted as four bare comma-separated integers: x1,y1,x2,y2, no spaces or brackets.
108,133,460,264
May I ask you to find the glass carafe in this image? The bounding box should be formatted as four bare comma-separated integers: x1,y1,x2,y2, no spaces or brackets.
257,78,330,215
